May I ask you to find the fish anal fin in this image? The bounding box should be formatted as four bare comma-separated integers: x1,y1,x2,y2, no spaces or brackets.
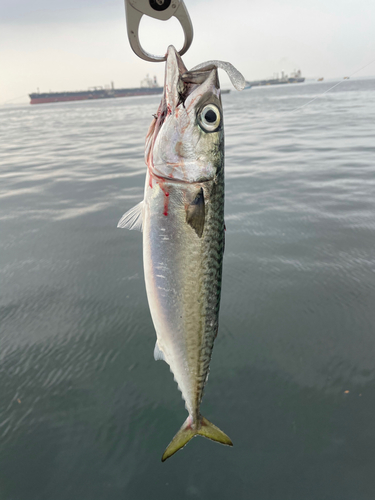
154,341,166,362
117,201,143,231
161,415,232,462
186,187,205,238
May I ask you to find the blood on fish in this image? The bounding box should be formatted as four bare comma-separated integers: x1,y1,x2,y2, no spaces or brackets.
156,179,170,216
163,192,169,216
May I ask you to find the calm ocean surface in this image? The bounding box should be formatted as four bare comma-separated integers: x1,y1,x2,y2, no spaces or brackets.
1,79,375,499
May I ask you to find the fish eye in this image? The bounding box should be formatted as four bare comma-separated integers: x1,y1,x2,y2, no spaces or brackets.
198,104,221,132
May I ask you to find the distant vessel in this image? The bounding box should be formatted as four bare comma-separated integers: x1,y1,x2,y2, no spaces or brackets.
317,77,324,82
246,69,305,87
29,75,163,105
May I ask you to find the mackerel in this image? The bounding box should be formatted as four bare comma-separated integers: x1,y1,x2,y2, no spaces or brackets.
118,45,245,461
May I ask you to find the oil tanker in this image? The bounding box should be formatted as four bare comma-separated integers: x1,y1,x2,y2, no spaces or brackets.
246,69,305,87
29,76,163,105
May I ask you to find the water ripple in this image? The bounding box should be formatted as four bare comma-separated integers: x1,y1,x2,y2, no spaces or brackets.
1,80,375,498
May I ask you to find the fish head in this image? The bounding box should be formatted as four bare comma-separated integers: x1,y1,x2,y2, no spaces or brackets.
145,45,224,184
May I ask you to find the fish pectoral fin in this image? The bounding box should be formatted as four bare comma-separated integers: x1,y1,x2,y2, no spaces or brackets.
186,187,205,238
153,341,166,362
161,415,233,462
117,201,143,231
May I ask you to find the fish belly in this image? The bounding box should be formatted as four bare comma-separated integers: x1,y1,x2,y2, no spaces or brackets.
143,174,225,417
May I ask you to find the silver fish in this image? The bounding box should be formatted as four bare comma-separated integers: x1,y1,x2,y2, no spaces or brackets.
118,46,245,461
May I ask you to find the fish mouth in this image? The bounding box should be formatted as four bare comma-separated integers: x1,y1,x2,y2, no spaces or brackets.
164,45,219,110
150,46,187,143
147,47,245,156
152,46,219,140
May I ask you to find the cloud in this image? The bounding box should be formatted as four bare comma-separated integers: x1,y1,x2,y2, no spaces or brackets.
0,0,118,24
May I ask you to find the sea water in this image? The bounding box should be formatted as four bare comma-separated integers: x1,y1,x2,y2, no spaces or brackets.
1,79,375,499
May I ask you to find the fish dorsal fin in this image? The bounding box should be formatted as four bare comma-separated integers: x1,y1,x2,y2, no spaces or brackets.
186,188,205,238
154,341,166,362
117,201,143,231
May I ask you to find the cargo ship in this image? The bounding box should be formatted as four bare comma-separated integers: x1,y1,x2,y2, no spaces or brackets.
29,75,163,105
246,69,305,87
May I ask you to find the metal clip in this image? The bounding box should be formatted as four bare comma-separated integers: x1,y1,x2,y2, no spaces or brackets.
125,0,193,62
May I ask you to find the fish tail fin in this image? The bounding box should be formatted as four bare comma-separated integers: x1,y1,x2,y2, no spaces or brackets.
161,417,196,462
161,415,233,462
197,416,233,446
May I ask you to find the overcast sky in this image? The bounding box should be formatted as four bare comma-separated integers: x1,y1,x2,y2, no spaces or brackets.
1,0,375,104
